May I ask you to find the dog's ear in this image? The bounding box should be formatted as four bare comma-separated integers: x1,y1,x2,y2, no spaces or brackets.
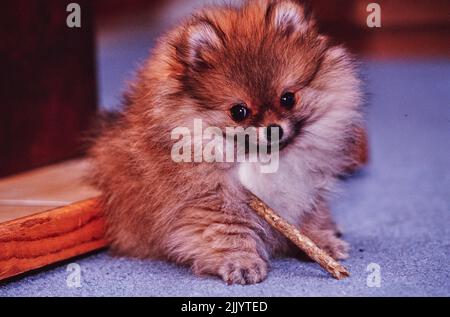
178,18,223,69
266,0,313,36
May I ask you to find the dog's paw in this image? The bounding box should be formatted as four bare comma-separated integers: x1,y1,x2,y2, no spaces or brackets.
303,228,350,260
218,254,268,285
321,235,350,260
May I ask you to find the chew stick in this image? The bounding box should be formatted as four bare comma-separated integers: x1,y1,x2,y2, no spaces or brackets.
249,195,350,280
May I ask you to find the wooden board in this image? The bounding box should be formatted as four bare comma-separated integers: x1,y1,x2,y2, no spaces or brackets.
0,159,105,281
0,159,100,223
0,198,106,281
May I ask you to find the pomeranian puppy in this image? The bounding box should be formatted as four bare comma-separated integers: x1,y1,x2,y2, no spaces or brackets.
90,0,365,284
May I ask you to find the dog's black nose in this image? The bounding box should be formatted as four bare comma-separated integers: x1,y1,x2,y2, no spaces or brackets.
266,124,283,142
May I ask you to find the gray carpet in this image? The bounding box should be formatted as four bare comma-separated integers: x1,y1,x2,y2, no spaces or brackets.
1,60,449,297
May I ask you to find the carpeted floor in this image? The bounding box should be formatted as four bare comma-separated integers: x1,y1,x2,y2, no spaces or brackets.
1,60,449,296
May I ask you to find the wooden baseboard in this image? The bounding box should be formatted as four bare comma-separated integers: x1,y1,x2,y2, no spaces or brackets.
0,198,106,281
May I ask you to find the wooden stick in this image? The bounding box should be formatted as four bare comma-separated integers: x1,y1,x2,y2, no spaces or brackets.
249,195,350,280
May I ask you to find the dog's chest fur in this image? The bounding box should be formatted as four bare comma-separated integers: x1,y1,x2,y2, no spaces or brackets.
237,145,325,226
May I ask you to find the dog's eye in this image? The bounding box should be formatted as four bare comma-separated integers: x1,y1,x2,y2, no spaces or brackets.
280,92,296,109
230,104,249,122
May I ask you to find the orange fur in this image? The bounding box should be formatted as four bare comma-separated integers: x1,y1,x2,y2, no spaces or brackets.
89,0,363,284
